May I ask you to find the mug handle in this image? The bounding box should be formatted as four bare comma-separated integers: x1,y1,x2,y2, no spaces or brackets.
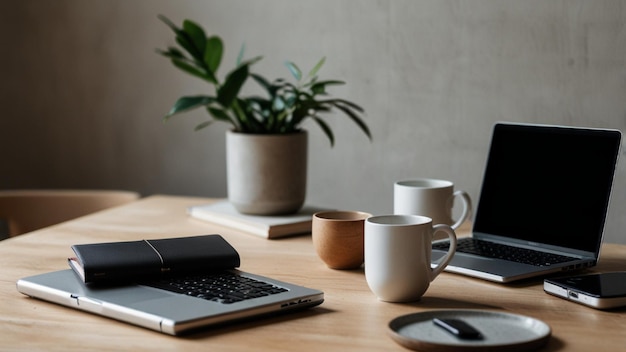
450,190,472,230
430,224,457,281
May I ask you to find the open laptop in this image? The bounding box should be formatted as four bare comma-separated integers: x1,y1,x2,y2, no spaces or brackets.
432,122,622,283
17,268,323,335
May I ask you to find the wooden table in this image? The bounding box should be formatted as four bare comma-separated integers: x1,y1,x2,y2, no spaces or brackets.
1,195,625,351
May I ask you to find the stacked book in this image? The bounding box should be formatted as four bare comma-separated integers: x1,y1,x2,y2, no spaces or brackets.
188,201,329,239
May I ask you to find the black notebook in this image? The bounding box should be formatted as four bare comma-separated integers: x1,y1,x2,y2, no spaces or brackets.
69,235,240,284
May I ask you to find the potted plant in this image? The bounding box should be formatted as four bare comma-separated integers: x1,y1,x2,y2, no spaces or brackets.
157,15,371,215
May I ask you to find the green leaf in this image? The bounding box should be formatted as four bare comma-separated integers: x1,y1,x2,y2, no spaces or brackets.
158,15,200,60
204,36,223,74
165,95,215,119
236,43,245,66
182,19,207,56
250,73,272,91
307,57,326,79
159,16,198,60
156,47,186,60
239,55,263,67
157,15,180,34
273,96,286,111
329,98,365,112
207,107,231,121
244,96,273,122
233,98,264,132
171,58,216,84
311,116,335,147
310,80,345,95
194,120,213,131
284,94,297,109
333,103,372,141
175,35,201,61
218,64,249,107
285,61,302,81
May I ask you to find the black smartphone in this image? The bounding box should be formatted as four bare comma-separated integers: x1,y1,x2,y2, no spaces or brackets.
544,272,626,309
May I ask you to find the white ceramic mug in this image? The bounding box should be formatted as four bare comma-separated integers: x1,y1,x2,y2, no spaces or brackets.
364,215,457,302
394,178,472,230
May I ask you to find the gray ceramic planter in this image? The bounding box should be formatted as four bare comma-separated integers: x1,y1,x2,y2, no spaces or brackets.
226,130,307,215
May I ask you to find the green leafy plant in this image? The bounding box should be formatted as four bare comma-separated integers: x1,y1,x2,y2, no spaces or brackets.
157,15,371,146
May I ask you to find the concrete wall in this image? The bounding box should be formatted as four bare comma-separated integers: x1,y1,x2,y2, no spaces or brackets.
1,0,625,243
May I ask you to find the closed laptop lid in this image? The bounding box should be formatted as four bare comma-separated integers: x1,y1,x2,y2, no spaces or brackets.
473,122,622,257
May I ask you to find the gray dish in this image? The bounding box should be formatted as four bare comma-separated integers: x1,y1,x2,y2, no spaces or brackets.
388,309,551,351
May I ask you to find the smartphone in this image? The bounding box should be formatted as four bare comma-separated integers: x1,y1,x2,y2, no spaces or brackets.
544,272,626,309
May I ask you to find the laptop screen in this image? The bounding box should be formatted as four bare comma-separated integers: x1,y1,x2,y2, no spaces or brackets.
473,123,622,253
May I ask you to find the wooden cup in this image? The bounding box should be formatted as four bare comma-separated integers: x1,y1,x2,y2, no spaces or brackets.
312,211,372,270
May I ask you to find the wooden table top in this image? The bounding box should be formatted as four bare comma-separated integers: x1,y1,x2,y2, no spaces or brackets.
1,195,625,351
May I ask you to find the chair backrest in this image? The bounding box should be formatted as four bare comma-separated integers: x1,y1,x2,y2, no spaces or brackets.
0,190,140,237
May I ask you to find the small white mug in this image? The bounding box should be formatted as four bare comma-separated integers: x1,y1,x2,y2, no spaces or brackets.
364,215,457,302
394,178,472,230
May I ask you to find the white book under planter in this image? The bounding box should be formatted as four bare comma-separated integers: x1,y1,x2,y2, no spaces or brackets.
188,201,330,239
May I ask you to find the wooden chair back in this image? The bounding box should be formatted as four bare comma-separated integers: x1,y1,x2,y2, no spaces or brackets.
0,190,140,237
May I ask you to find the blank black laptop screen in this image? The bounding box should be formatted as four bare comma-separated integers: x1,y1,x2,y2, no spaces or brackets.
473,123,621,253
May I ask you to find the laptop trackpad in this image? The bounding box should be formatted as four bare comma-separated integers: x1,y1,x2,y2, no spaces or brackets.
85,284,173,305
432,250,536,277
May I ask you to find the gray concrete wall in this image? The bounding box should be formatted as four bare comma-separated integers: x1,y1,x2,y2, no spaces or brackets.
1,0,625,243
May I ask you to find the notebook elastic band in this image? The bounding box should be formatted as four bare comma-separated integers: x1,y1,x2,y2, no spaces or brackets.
144,239,165,267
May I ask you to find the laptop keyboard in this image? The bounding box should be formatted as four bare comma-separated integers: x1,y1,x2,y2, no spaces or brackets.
433,238,578,267
144,272,288,304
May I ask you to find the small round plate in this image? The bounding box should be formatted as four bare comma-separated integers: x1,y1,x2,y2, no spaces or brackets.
388,309,551,352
